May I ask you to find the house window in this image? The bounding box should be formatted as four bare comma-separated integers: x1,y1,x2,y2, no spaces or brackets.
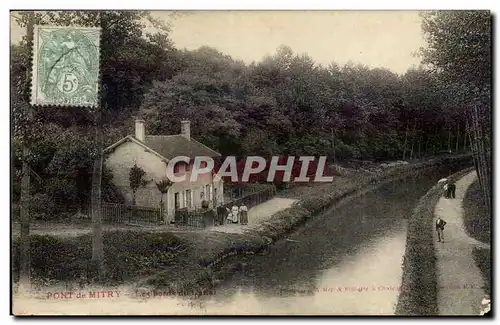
174,192,180,210
186,189,192,209
174,163,180,174
205,184,211,201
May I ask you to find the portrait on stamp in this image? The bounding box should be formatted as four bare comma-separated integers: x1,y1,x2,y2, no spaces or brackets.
31,26,100,107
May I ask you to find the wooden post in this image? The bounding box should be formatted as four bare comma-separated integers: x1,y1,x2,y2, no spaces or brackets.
410,119,417,160
463,122,468,151
331,128,336,163
455,123,460,153
425,135,429,156
467,118,483,192
417,135,422,159
19,11,35,293
447,129,452,151
402,123,409,160
91,105,104,281
473,104,490,214
90,14,104,282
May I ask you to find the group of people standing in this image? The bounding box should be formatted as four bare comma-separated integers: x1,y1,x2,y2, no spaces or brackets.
443,181,456,199
215,204,249,226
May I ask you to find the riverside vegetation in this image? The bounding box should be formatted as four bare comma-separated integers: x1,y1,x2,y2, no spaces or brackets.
12,155,472,294
395,166,475,316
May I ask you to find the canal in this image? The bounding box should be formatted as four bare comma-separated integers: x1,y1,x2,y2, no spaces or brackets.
189,169,453,315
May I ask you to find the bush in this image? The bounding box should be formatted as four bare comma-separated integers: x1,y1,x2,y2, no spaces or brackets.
12,235,91,282
12,231,184,285
335,140,359,161
44,178,79,209
30,193,56,220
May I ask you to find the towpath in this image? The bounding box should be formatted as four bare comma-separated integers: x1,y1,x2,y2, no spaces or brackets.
434,170,490,315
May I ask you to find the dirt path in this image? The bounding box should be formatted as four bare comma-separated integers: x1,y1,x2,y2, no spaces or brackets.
206,197,297,234
12,198,297,240
434,170,490,315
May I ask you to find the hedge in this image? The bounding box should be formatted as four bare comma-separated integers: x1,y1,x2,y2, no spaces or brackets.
395,167,475,315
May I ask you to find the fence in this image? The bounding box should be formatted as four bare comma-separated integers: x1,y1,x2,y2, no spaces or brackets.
224,183,274,201
101,202,163,225
174,208,215,228
174,185,276,229
222,185,276,210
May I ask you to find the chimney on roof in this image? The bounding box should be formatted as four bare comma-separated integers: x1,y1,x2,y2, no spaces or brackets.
135,118,145,142
181,120,191,141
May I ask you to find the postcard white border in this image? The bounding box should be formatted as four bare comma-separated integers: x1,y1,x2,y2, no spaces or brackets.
3,1,498,324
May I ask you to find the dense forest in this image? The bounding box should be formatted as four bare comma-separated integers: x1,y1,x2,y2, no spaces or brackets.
11,11,491,217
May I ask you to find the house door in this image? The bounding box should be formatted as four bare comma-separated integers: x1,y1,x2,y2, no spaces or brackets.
186,189,192,209
174,192,180,210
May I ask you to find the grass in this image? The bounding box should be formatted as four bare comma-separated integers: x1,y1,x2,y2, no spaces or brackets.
11,231,184,289
462,179,490,244
472,247,491,295
463,178,491,296
395,167,474,316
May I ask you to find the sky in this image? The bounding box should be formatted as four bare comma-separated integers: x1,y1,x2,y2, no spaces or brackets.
10,11,426,74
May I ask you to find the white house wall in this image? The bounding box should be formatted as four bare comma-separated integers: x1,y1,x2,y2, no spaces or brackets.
105,140,225,223
105,140,166,209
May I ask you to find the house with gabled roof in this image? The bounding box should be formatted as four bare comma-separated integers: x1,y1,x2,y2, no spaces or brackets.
104,119,224,223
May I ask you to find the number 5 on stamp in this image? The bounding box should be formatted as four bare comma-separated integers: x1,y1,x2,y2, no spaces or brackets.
30,25,101,107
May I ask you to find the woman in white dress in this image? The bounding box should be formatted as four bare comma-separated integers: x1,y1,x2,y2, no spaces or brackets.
239,204,248,225
231,205,239,223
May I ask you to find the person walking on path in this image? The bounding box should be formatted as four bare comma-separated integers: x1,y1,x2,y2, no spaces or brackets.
239,204,248,225
448,182,456,199
435,170,491,315
443,182,449,198
436,216,447,242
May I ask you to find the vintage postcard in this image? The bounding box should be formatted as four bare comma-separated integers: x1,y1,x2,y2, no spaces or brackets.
10,10,492,316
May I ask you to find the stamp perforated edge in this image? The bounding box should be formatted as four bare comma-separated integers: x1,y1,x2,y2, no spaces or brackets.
30,25,102,108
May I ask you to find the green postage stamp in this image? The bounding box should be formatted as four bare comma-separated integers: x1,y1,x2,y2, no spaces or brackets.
31,25,101,107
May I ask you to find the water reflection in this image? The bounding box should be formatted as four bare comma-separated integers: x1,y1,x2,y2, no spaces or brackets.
196,172,447,314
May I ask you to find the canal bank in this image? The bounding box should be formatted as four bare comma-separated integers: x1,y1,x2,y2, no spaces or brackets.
395,166,475,316
141,155,473,301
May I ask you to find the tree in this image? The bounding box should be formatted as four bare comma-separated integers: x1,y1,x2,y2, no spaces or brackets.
156,178,173,222
420,10,492,213
14,11,35,293
129,164,149,206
